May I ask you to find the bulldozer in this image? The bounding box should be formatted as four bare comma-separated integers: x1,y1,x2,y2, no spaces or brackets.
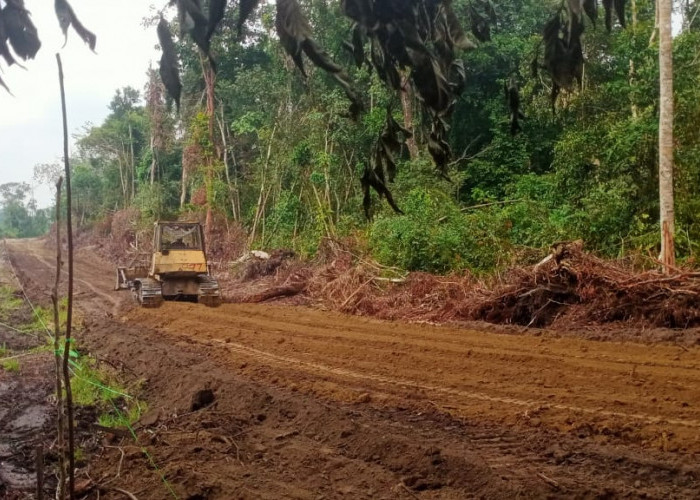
115,221,221,307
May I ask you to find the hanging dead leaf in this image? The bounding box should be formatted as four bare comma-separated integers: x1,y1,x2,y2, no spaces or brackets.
2,0,40,60
54,0,96,51
206,0,226,43
237,0,262,38
157,17,182,111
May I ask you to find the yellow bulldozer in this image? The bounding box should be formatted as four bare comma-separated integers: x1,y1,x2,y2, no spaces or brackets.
115,221,221,307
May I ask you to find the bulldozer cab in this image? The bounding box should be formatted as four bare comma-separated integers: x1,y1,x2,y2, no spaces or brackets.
156,222,204,253
151,222,209,277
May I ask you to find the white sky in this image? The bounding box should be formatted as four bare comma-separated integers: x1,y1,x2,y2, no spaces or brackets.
0,0,160,207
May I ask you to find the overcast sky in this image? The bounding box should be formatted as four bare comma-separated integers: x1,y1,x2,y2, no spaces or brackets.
0,0,160,207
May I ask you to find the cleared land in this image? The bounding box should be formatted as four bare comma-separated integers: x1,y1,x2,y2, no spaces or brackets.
4,238,700,499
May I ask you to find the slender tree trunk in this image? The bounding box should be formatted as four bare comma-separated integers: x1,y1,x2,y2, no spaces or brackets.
150,135,157,185
400,77,419,158
658,0,675,272
249,124,277,247
51,178,65,500
629,0,639,118
216,107,238,221
204,60,217,235
56,53,76,500
117,157,127,207
128,123,136,201
180,162,188,208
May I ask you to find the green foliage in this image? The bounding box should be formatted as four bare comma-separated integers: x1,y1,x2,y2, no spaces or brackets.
370,188,510,273
70,356,127,404
0,285,23,319
23,299,68,334
44,0,700,273
98,401,146,429
75,358,147,427
133,183,175,221
1,358,19,373
0,182,50,238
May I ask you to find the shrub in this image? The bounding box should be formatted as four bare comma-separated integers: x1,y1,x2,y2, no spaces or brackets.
369,188,511,274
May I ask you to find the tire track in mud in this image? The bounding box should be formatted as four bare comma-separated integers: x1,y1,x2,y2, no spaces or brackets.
134,301,700,448
5,239,122,316
185,335,700,429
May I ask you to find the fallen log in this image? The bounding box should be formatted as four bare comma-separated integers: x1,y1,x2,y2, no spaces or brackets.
242,280,308,303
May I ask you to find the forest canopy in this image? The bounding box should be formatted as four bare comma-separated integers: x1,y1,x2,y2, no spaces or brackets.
3,0,699,273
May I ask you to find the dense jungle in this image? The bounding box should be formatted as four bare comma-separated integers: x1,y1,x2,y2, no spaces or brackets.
4,0,698,275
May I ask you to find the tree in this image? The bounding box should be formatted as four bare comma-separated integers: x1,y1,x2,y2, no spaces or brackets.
0,182,49,238
658,0,675,272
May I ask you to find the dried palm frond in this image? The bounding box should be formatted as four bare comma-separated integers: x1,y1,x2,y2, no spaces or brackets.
54,0,96,51
603,0,614,30
206,0,226,42
174,0,217,71
2,0,40,61
541,9,584,113
157,17,182,111
583,0,598,26
276,0,363,117
237,0,261,38
0,9,19,67
361,163,403,218
505,75,524,135
613,0,626,28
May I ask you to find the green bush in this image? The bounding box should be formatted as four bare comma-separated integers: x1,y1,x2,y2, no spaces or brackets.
369,188,511,274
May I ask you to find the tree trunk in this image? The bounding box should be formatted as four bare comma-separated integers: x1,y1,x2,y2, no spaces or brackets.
180,164,188,208
249,124,277,247
217,108,238,221
128,123,136,201
400,77,419,158
658,0,675,273
629,0,638,118
150,135,157,185
204,61,217,235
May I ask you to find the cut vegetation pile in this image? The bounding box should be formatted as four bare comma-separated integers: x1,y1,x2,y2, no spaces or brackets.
233,240,700,330
471,241,700,328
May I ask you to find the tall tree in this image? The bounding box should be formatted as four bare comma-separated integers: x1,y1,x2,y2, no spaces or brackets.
658,0,675,272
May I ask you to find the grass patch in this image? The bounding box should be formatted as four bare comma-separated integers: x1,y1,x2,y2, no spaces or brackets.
69,355,146,429
99,400,147,430
22,299,70,334
71,357,128,406
1,358,20,372
0,285,24,319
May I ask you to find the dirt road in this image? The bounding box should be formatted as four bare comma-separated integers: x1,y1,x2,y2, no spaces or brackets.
5,238,700,499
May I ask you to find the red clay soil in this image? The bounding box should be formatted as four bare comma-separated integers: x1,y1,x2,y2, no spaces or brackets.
4,238,700,499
